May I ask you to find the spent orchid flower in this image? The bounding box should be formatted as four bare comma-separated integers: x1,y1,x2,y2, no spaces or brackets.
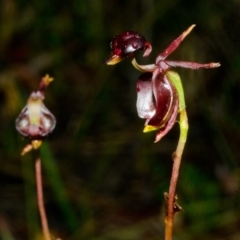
16,74,56,155
16,74,56,240
106,25,220,142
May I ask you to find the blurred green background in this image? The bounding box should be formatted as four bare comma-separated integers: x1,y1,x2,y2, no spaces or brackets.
0,0,240,239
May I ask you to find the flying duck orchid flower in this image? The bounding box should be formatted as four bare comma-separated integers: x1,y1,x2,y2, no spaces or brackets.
16,74,56,155
106,25,220,240
106,25,220,142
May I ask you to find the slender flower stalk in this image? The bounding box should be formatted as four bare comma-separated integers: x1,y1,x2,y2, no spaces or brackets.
105,25,220,240
16,74,56,240
165,108,188,240
35,152,52,240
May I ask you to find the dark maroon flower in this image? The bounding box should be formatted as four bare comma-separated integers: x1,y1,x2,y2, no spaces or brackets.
105,31,152,65
106,25,220,142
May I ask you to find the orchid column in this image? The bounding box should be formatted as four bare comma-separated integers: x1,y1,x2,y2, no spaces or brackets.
105,25,220,240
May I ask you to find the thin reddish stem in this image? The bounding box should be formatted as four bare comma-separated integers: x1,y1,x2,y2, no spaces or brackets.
35,155,52,240
165,109,188,240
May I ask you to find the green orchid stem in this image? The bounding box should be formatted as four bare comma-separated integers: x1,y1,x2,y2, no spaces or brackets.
165,108,188,240
35,151,52,240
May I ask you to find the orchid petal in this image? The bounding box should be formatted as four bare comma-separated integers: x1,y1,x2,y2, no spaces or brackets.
143,42,152,57
165,60,221,69
156,24,196,63
154,94,179,142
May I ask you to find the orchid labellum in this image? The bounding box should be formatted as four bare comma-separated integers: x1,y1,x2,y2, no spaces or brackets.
106,25,220,142
107,31,152,65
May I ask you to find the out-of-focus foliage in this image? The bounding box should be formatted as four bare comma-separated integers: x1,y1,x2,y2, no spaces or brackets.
0,0,240,239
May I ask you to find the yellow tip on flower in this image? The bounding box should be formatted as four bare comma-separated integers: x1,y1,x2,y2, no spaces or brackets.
42,74,54,85
21,140,42,155
105,55,122,65
143,125,158,132
21,144,33,155
183,24,196,39
31,140,42,149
